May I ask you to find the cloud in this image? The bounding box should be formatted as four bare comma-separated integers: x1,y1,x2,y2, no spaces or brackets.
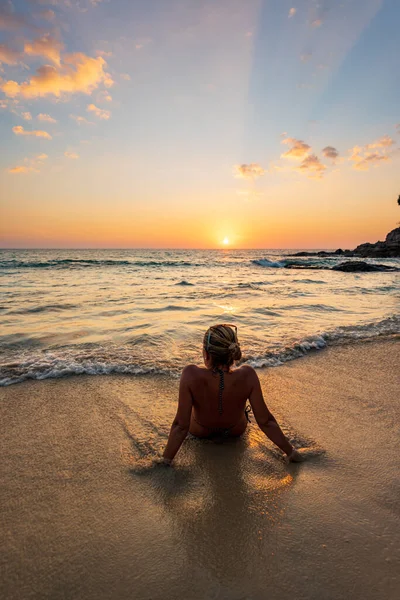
0,10,29,32
365,135,395,149
1,53,109,99
37,113,57,123
281,137,311,159
12,125,52,139
64,151,79,159
87,103,110,119
121,73,131,81
352,153,390,171
97,90,112,102
311,19,322,27
70,114,93,125
349,136,396,171
22,111,32,121
24,35,64,66
8,165,37,174
7,152,47,175
322,146,339,161
103,74,114,88
0,43,21,65
288,8,296,18
233,163,265,179
96,50,113,58
296,154,326,179
40,10,56,22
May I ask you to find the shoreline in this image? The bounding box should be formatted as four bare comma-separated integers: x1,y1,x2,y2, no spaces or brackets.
1,339,399,600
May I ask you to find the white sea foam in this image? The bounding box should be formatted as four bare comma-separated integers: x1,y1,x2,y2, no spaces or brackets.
0,316,398,386
0,249,398,386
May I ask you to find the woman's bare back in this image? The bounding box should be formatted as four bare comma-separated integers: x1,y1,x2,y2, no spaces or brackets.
186,364,252,437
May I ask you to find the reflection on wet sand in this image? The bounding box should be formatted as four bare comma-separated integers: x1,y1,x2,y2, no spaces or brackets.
130,429,297,596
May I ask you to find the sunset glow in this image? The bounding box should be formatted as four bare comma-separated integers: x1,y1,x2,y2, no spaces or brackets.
0,0,399,249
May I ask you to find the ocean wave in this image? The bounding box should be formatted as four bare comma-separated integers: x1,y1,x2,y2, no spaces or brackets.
8,303,78,315
142,304,195,312
0,258,205,270
0,315,398,386
252,258,286,268
246,315,400,368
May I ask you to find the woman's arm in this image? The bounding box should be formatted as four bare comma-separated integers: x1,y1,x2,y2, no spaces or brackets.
162,365,194,463
245,366,302,461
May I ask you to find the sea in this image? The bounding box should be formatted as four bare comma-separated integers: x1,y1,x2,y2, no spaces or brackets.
0,248,399,386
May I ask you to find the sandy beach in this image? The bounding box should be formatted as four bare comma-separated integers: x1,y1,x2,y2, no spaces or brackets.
1,339,399,600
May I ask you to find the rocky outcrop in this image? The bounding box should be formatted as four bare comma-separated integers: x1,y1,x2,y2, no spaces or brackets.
289,227,400,258
332,261,399,272
354,227,400,258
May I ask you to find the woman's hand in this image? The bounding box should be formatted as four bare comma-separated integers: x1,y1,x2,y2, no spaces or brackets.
287,448,306,462
153,456,172,467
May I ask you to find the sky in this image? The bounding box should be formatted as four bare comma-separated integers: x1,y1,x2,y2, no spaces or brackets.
0,0,399,249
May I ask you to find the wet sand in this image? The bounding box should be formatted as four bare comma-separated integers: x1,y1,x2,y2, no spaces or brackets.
1,339,399,600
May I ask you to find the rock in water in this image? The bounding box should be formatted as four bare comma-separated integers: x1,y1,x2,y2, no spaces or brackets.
332,261,398,272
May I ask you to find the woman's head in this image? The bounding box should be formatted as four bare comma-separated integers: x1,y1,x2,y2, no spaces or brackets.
203,323,242,368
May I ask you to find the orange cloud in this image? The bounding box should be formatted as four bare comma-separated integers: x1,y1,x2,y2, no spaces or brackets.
24,35,63,66
349,135,396,171
365,135,395,149
70,114,94,125
233,163,265,179
22,111,32,121
64,151,79,159
1,53,109,99
12,125,52,139
7,152,48,174
281,137,311,159
311,19,322,27
97,90,112,102
8,165,37,174
37,113,57,123
296,154,326,179
0,43,21,65
87,103,110,119
288,8,296,18
121,73,131,81
352,153,390,171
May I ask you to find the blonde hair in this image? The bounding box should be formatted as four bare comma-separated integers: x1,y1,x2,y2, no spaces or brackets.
203,324,242,368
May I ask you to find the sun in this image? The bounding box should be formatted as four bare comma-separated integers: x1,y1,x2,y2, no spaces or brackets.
222,237,230,245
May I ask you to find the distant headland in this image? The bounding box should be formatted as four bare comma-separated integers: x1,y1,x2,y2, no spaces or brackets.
290,226,400,259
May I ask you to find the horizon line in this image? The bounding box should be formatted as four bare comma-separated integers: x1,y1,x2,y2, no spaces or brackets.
0,246,341,251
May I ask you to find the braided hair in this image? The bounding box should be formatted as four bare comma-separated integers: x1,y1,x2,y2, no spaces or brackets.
203,324,242,415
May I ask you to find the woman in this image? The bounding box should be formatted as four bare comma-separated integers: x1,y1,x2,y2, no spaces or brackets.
161,324,304,464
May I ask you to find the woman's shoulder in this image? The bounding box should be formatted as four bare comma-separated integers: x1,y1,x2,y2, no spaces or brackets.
181,364,207,379
233,364,257,380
